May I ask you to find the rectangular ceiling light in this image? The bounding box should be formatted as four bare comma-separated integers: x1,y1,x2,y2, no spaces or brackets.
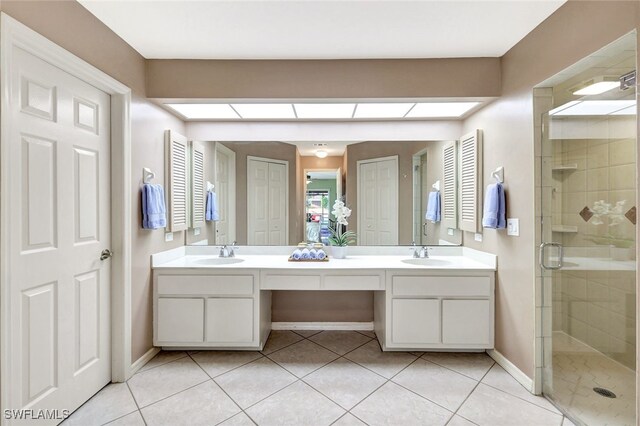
572,81,620,96
294,103,355,119
610,104,637,115
548,100,581,116
353,103,415,118
550,100,636,116
405,102,479,118
166,103,239,119
231,103,295,119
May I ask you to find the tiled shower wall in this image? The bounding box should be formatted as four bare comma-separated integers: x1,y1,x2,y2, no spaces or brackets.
549,115,636,369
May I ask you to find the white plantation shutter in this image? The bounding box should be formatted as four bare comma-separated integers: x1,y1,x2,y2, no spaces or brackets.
458,130,483,233
190,141,206,228
441,141,458,229
165,130,188,232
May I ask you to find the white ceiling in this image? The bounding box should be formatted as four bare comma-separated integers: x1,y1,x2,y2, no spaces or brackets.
78,0,566,60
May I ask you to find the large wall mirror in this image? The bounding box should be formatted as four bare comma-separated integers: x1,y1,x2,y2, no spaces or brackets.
182,140,464,246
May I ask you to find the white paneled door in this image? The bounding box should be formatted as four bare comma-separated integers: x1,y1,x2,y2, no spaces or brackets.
214,144,236,245
247,158,287,245
357,156,399,245
6,47,111,420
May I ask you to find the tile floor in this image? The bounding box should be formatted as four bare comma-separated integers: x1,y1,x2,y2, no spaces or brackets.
64,330,576,426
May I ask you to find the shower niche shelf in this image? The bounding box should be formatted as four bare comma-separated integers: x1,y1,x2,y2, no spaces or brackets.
551,164,578,172
552,225,578,233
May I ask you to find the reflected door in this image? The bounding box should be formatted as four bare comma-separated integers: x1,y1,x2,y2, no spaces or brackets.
7,47,111,417
215,144,236,245
358,156,399,245
247,158,287,245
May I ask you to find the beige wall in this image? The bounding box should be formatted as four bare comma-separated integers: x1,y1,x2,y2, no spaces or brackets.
346,141,433,244
462,0,640,379
272,291,372,322
0,1,145,95
0,1,187,363
130,100,186,359
219,142,301,245
147,58,501,99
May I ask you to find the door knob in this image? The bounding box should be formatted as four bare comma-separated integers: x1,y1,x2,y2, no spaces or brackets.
100,249,113,261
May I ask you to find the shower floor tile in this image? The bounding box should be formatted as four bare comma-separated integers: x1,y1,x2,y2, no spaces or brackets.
547,332,635,426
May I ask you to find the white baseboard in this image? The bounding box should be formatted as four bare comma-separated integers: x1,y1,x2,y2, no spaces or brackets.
486,348,534,393
271,322,374,331
129,347,161,376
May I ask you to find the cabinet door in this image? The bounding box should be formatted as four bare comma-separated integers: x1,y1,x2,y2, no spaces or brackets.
157,298,204,343
206,298,254,343
391,299,440,344
442,299,491,345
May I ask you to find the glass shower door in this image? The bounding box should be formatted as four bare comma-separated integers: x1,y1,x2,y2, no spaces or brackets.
540,92,637,425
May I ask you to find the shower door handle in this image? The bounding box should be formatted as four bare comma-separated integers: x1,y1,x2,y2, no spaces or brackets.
539,242,563,270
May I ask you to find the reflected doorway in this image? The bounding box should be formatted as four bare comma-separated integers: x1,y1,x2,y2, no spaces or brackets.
305,169,342,244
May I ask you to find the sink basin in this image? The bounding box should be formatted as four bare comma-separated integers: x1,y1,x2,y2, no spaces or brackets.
194,257,245,265
401,258,452,266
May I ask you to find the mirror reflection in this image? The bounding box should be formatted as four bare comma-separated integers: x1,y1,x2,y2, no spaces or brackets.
184,140,463,246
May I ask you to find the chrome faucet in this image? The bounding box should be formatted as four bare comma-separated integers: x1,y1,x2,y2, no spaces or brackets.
219,241,239,258
411,242,430,258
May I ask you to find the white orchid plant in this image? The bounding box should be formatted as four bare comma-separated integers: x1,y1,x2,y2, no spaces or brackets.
585,200,634,248
329,199,357,247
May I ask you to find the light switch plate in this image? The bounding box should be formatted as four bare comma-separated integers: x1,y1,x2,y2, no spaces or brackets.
474,233,483,242
194,227,201,236
507,218,520,236
165,232,174,242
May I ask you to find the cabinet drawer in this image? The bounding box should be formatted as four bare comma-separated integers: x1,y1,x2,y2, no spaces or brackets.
392,276,490,297
324,275,382,290
262,275,321,290
158,275,254,296
206,298,254,343
391,298,440,344
157,298,204,343
442,299,491,345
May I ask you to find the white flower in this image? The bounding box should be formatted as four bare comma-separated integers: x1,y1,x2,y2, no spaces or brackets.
332,199,352,227
589,199,626,228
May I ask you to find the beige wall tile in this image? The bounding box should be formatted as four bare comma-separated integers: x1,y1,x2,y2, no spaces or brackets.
586,168,609,191
610,164,635,190
609,138,636,166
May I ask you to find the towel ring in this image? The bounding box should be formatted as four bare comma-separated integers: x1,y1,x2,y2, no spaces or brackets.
143,167,155,184
492,167,504,184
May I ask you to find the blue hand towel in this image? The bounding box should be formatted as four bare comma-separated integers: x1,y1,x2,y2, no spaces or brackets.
316,249,327,260
425,191,441,223
301,248,311,259
206,191,219,221
291,249,303,260
142,184,167,229
482,183,506,229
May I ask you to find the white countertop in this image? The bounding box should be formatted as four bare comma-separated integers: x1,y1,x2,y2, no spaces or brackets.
152,247,497,271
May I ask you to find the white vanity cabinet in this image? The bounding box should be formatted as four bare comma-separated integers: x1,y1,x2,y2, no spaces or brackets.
153,270,271,349
375,271,494,350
